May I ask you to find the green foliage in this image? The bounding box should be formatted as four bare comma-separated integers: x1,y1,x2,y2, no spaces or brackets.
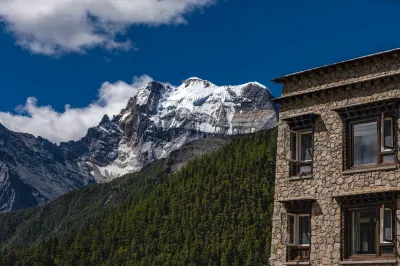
0,129,277,266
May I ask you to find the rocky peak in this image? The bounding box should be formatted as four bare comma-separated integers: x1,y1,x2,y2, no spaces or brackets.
99,114,110,125
183,77,213,88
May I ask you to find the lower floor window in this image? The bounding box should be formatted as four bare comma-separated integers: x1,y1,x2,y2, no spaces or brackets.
344,204,395,258
282,213,311,261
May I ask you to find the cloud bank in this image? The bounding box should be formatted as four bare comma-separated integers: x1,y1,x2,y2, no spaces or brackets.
0,75,153,144
0,0,214,55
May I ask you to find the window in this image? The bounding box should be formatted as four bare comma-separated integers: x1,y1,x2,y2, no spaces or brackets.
284,214,310,246
381,207,393,243
285,129,313,177
347,114,396,168
344,204,395,259
282,213,311,262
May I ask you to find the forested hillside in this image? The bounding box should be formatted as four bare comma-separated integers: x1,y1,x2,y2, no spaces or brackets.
0,129,277,266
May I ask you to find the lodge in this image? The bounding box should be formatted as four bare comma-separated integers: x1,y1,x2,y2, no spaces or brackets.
270,48,400,265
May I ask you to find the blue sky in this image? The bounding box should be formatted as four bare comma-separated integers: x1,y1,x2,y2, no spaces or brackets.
0,0,399,142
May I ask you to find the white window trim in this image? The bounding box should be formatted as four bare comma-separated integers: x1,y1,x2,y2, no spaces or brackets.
298,131,313,163
285,213,296,246
380,206,393,244
284,213,310,247
381,117,394,152
297,214,311,246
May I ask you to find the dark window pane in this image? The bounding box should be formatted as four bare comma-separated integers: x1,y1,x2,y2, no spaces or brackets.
384,209,393,241
351,210,376,255
381,247,394,254
290,132,297,161
353,122,377,165
290,162,298,176
384,118,393,149
299,216,310,245
300,133,313,162
288,215,295,244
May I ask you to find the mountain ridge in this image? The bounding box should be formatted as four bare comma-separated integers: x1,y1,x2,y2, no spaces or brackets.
0,78,277,211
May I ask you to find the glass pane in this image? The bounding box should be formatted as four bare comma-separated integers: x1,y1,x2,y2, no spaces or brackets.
299,165,311,174
382,154,395,163
351,210,376,255
299,216,310,245
288,215,295,244
353,122,377,165
300,133,313,162
384,118,393,149
384,209,393,241
381,247,394,254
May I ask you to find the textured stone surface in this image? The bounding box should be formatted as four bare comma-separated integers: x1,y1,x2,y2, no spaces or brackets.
282,55,400,97
270,55,400,266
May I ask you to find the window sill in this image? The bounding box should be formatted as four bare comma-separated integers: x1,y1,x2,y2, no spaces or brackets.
340,259,397,265
288,175,313,181
342,164,397,175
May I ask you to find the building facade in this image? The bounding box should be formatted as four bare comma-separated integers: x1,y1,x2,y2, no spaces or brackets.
270,49,400,266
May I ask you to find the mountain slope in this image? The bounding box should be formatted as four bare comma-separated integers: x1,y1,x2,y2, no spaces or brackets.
0,136,232,249
0,128,277,266
0,124,95,212
0,78,277,211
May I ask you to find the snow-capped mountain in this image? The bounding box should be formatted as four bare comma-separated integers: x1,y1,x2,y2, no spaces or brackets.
0,78,277,211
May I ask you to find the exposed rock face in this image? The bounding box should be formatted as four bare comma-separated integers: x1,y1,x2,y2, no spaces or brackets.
0,124,95,212
88,78,277,181
0,78,277,211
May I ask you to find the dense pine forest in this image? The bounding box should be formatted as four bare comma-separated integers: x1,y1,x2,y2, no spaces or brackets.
0,129,277,266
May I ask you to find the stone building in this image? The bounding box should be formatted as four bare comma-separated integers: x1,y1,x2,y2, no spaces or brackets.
270,49,400,266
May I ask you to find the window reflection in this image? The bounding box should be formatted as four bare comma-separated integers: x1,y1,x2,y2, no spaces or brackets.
353,122,377,165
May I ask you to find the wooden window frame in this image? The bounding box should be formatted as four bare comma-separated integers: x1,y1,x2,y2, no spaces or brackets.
345,113,397,170
342,203,396,260
281,211,311,262
285,128,314,178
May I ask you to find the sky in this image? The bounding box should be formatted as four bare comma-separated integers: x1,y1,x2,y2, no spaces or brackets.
0,0,400,143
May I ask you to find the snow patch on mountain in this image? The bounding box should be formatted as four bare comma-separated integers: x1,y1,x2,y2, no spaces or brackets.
87,77,278,181
0,77,278,211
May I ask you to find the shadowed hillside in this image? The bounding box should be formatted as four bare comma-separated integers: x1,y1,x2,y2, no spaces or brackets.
0,129,277,266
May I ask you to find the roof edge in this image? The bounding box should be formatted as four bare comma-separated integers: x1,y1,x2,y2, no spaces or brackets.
272,48,400,83
272,72,400,104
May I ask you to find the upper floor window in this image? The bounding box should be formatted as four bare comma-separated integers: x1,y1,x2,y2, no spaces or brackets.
334,98,399,170
349,115,395,167
283,113,318,178
288,130,313,176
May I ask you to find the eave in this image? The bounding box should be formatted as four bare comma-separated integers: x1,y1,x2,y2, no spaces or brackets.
272,48,400,84
272,72,400,105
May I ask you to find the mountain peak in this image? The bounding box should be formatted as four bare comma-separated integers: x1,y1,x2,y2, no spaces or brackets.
182,77,213,88
185,77,204,82
99,114,110,125
145,81,164,91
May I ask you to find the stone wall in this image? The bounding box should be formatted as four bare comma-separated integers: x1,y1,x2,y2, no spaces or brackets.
282,55,400,97
270,57,400,266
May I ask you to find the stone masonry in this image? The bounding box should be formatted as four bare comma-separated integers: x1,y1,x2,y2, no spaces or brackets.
270,49,400,266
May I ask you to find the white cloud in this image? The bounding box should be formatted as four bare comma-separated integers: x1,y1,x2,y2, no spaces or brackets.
0,0,214,55
0,75,153,144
